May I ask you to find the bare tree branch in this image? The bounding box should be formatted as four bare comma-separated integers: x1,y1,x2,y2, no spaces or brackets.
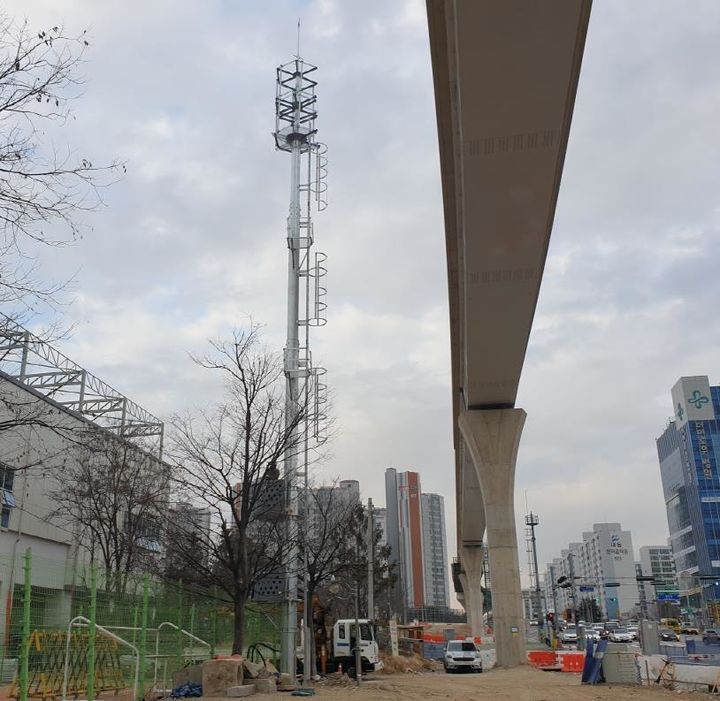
0,15,124,312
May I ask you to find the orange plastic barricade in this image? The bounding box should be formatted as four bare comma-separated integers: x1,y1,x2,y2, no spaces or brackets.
527,651,558,668
561,653,585,673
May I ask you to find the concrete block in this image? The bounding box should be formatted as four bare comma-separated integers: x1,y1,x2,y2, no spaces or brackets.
253,678,277,694
172,662,203,687
265,661,279,675
202,658,244,696
243,660,262,679
228,684,256,697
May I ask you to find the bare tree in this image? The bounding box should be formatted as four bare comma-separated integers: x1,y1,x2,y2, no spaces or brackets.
167,326,315,654
50,428,170,593
299,483,367,673
318,504,397,621
0,15,122,309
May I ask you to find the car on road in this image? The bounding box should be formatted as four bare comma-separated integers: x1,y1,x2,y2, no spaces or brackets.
559,625,578,644
585,627,600,641
609,627,632,643
444,640,483,673
680,625,699,635
627,626,639,641
703,629,720,644
659,628,680,642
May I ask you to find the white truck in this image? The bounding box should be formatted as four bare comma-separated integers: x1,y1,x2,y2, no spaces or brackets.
330,619,383,675
298,618,383,677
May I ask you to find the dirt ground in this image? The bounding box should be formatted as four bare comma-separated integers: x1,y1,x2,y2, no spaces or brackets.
312,667,705,701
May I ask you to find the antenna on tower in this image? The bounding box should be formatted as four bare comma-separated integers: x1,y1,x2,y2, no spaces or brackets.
296,18,301,58
274,52,329,679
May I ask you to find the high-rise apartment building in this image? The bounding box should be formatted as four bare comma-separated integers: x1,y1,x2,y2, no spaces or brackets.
542,523,636,619
421,493,450,608
384,468,450,612
657,376,720,600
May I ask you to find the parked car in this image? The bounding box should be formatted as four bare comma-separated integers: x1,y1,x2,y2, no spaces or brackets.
659,628,680,642
444,640,483,673
559,625,578,644
702,629,720,644
609,627,632,643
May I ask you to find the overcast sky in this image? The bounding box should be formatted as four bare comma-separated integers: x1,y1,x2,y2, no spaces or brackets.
5,1,720,596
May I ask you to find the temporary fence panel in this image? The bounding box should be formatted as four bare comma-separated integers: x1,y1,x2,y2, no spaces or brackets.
0,550,281,701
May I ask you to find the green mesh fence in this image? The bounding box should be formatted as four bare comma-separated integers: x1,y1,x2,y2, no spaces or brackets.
0,550,280,701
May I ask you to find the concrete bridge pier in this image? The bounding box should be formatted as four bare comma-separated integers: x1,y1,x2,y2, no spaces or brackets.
459,408,526,668
458,444,486,638
459,544,485,638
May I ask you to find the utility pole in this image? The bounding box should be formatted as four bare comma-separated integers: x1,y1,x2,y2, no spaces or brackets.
549,563,560,642
367,498,375,620
568,553,584,650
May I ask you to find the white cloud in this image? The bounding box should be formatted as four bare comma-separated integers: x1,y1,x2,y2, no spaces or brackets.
2,0,720,600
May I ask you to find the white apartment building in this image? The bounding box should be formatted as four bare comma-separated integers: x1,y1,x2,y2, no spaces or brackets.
543,523,637,620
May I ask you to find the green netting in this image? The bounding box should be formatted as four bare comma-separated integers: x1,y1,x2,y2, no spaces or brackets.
0,550,280,701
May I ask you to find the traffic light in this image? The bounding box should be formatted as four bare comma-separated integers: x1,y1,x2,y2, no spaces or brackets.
546,612,555,623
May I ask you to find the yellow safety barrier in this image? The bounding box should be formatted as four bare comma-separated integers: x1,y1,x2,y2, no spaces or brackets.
10,630,127,700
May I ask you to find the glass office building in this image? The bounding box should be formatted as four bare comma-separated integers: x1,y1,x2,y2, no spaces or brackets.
657,376,720,601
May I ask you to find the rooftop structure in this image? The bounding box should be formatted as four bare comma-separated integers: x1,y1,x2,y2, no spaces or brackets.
0,315,163,455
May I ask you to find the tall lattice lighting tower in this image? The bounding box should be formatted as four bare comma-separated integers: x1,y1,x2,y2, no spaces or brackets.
274,54,329,675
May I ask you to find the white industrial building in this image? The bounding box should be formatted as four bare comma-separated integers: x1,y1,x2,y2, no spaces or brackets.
0,318,173,654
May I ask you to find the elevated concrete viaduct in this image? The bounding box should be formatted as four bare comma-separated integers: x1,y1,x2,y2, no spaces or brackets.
426,0,592,666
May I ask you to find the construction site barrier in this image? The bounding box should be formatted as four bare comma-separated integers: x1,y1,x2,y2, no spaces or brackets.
561,653,585,673
528,651,558,668
9,630,126,700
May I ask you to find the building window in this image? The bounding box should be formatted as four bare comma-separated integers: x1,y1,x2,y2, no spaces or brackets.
1,462,17,528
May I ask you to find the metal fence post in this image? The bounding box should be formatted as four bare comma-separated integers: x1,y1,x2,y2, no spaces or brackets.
19,548,32,701
87,564,97,701
211,588,218,658
137,575,149,700
177,584,183,669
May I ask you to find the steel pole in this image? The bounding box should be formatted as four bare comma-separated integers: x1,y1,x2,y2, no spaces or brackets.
367,499,374,620
137,576,149,700
18,548,31,701
568,554,584,650
87,564,97,701
281,61,303,677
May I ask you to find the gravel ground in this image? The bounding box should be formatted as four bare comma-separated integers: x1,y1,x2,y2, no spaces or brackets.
311,667,704,700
